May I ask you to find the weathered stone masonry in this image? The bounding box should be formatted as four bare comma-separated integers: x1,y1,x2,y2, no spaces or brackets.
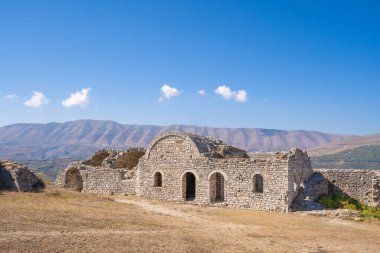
0,160,42,192
56,148,144,195
136,132,313,212
315,169,380,207
55,131,380,212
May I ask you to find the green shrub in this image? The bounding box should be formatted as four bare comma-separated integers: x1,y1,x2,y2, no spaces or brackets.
359,205,380,220
320,196,338,208
343,203,357,210
319,193,380,220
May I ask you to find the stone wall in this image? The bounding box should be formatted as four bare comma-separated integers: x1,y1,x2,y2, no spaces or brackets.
137,134,294,212
287,149,313,208
80,166,135,195
314,169,380,207
54,131,380,213
53,133,313,212
147,134,199,160
55,148,144,195
0,160,42,192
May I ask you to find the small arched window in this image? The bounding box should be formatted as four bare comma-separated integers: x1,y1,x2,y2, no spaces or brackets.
153,172,162,187
253,174,263,193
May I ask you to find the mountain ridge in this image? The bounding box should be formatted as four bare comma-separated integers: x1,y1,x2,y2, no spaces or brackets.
0,119,356,160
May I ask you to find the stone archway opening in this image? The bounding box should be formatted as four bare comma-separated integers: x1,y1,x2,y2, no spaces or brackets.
210,172,225,202
182,172,196,201
64,167,83,192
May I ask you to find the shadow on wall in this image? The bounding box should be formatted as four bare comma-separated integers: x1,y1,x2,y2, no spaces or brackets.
0,167,17,190
292,171,380,211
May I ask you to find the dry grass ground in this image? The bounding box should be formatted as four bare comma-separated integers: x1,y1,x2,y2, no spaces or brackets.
1,187,379,253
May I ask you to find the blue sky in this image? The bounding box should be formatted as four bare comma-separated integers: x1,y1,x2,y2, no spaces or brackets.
0,0,379,135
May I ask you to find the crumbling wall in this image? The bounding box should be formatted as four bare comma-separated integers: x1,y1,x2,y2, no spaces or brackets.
64,167,83,192
55,148,144,195
103,148,145,169
82,150,111,166
0,160,43,192
287,149,314,207
189,134,249,158
315,168,380,207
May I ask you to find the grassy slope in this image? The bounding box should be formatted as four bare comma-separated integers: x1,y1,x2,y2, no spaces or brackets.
308,134,380,156
311,145,380,169
1,186,380,252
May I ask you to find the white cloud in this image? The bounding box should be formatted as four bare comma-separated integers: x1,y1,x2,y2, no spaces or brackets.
234,90,248,102
198,89,206,96
215,85,233,100
24,91,49,108
214,85,248,103
61,87,91,108
2,94,18,100
159,84,181,101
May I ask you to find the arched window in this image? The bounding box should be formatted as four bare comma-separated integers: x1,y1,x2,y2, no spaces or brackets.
253,174,263,193
153,172,162,187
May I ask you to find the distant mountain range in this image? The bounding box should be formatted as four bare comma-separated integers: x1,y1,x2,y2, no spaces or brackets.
0,120,355,161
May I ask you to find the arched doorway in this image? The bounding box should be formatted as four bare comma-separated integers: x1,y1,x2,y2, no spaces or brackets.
182,172,196,201
210,172,225,202
64,167,83,192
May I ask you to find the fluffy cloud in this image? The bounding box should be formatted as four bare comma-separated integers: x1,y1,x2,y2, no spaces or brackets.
214,85,248,103
198,89,206,96
214,85,233,100
24,91,49,108
159,84,181,101
61,87,91,108
234,90,248,102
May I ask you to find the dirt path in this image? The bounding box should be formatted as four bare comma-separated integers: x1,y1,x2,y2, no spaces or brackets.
115,199,198,220
115,198,257,229
115,198,379,231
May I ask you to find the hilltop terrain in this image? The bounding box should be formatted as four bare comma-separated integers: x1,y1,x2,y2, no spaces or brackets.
309,134,380,170
311,145,380,170
308,134,380,156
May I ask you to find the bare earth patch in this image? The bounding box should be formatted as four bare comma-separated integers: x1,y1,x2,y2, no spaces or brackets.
0,187,379,253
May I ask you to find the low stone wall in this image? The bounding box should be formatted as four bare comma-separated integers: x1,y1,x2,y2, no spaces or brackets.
314,169,380,207
55,161,138,196
0,160,42,192
80,166,136,195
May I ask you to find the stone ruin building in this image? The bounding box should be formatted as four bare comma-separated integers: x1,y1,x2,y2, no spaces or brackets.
0,160,43,192
56,132,380,212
